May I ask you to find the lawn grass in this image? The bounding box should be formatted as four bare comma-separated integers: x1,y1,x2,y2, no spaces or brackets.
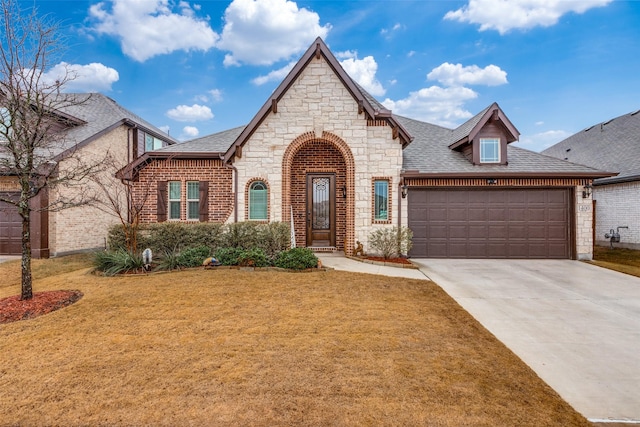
590,245,640,278
0,257,590,426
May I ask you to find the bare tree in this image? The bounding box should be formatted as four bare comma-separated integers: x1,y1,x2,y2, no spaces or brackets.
0,0,106,300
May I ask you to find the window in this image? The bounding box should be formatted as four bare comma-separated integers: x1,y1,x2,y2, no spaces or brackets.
145,134,164,152
187,181,199,220
168,181,181,220
249,181,267,220
480,138,500,163
374,180,389,221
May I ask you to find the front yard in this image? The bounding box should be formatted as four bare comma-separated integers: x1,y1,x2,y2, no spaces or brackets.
0,257,589,426
591,245,640,278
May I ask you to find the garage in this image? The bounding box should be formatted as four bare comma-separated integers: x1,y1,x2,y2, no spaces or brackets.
408,188,571,259
0,194,22,255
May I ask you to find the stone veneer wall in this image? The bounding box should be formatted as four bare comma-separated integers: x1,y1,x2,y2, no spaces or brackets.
135,158,233,224
233,55,403,253
593,181,640,250
575,184,594,260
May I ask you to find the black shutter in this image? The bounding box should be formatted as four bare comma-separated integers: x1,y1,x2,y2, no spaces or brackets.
157,181,167,222
199,181,209,222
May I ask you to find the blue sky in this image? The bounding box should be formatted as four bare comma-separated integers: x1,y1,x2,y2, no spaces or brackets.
29,0,640,151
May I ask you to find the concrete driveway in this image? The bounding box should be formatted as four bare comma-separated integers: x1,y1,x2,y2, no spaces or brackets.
412,259,640,424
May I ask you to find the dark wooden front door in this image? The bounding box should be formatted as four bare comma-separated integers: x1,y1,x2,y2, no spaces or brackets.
306,174,336,247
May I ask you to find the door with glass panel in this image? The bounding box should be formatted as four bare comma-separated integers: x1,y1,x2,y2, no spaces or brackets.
306,174,335,247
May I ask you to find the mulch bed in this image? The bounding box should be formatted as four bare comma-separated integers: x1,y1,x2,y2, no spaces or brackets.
363,256,413,265
0,290,83,324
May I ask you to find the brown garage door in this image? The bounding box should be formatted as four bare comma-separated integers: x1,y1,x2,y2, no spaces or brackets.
0,194,22,255
408,188,570,259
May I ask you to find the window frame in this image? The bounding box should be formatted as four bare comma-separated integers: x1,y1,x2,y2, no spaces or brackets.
480,137,500,163
168,181,181,220
186,181,200,221
145,133,164,152
248,180,268,221
373,178,391,223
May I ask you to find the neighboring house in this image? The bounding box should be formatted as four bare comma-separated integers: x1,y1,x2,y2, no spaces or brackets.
0,93,177,257
542,110,640,249
119,38,609,260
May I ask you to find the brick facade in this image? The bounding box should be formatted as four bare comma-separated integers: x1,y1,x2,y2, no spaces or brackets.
135,158,233,224
594,181,640,250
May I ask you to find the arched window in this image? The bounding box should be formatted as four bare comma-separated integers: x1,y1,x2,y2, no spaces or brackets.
249,181,268,220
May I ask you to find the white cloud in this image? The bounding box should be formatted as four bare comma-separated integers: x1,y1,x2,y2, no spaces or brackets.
195,89,223,103
535,121,545,126
166,104,214,122
407,50,416,58
518,129,571,151
252,61,296,86
181,126,199,140
382,86,478,128
158,125,171,134
339,54,385,97
444,0,612,34
89,0,218,62
217,0,331,66
42,62,119,92
427,63,507,87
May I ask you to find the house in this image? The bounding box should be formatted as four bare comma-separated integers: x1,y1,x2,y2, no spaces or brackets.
0,93,177,257
119,37,609,260
542,110,640,249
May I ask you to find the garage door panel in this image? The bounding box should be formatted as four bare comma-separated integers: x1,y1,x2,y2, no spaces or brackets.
408,188,570,259
0,197,22,255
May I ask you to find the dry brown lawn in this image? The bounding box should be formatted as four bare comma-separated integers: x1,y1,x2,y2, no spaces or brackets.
590,245,640,278
0,256,590,426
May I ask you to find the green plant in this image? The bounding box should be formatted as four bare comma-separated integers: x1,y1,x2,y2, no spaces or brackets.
176,246,212,268
274,248,318,270
237,248,270,267
222,222,261,249
156,249,181,271
214,247,245,266
94,250,144,276
257,222,291,258
368,226,413,259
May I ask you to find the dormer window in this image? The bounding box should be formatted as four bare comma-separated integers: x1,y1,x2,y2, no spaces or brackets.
480,138,500,163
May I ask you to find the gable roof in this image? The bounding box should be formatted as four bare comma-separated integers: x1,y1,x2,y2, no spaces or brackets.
542,110,640,184
449,102,519,149
223,37,412,162
399,115,611,178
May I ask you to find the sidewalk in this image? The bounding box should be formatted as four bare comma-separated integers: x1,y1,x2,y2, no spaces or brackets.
316,253,429,280
0,255,20,264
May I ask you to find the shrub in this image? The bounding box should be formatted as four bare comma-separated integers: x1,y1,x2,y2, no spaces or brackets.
156,250,181,271
176,246,212,268
214,247,246,266
237,248,270,267
257,222,291,258
222,222,261,249
274,248,318,270
368,226,413,259
94,250,144,276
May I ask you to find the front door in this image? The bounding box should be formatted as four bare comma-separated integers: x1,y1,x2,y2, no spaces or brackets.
306,173,335,247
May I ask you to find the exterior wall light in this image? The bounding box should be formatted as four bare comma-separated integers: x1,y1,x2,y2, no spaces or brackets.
582,183,592,198
486,178,497,185
342,185,347,199
401,184,408,199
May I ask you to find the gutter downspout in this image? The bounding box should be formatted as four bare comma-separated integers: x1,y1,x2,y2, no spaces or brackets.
221,154,238,223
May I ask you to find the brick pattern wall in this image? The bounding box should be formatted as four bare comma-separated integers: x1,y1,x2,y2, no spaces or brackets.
135,158,233,224
594,181,640,250
50,126,130,255
0,177,20,191
290,140,347,249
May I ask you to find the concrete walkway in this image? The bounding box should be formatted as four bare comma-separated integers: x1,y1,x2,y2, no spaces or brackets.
318,254,640,424
0,255,20,264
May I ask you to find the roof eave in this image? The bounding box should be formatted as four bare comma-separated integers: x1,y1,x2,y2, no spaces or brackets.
401,171,616,179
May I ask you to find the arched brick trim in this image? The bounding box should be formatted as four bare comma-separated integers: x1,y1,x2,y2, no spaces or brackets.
244,177,270,222
282,131,355,253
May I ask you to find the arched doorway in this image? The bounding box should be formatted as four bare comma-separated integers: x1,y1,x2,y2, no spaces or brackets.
282,131,355,252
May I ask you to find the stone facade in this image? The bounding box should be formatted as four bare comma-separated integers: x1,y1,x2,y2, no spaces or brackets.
233,56,403,253
576,184,595,260
594,181,640,250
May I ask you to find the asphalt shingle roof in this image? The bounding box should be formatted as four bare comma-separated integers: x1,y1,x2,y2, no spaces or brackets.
155,125,245,154
542,110,640,183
